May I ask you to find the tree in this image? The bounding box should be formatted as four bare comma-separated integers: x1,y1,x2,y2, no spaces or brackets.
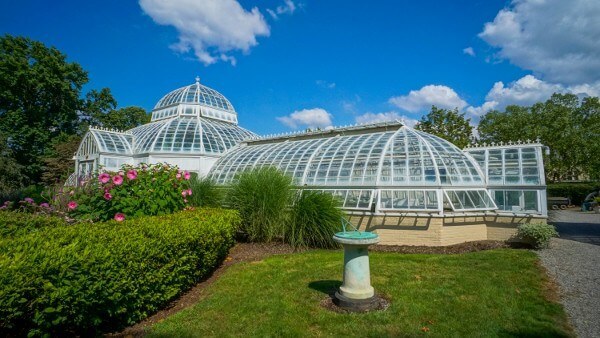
79,90,148,131
0,35,117,184
41,134,81,185
0,132,25,195
415,106,474,148
97,106,150,131
478,93,600,182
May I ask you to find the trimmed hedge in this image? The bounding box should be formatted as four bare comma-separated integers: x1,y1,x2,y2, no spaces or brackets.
547,182,600,205
0,211,67,238
0,208,239,336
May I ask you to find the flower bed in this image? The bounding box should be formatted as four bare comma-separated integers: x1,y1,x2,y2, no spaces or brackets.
70,163,192,222
0,208,240,336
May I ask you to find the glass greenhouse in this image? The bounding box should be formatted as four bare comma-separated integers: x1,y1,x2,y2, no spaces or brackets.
72,78,547,217
465,142,547,215
209,122,500,214
72,78,255,178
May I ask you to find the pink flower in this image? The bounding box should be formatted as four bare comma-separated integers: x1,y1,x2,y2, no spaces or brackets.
126,170,138,180
184,171,191,180
23,197,34,204
112,175,123,185
182,190,188,197
118,171,124,176
176,173,182,179
104,192,112,200
187,189,192,196
67,201,78,210
114,213,125,222
184,198,188,203
98,173,111,184
40,203,50,208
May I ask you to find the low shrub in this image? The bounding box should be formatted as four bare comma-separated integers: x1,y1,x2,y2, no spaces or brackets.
226,167,292,242
0,208,239,336
517,223,559,249
70,163,192,222
188,176,224,208
0,211,67,238
286,190,344,249
547,182,600,205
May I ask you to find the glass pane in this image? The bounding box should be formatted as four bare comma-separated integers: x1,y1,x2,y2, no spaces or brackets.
524,191,538,211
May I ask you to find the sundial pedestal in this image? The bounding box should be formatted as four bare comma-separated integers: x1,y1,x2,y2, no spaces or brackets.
333,231,380,312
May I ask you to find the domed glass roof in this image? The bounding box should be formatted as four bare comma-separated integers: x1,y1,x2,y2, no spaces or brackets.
209,124,485,187
208,123,496,213
153,78,235,113
129,116,255,154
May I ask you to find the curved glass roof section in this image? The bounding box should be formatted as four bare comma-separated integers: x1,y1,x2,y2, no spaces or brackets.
153,79,235,113
86,129,133,154
209,125,485,187
129,117,256,154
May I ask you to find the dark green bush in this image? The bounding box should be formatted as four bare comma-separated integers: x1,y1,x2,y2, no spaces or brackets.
188,176,224,208
0,208,239,336
286,190,344,249
0,211,67,238
517,223,559,249
547,182,600,205
226,167,292,242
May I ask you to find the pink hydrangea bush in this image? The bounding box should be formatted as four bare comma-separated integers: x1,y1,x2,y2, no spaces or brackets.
69,163,192,222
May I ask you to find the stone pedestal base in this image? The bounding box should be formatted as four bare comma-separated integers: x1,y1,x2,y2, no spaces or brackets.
333,291,380,312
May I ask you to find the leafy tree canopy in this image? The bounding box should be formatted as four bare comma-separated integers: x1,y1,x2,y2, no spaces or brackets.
0,35,146,186
415,106,474,148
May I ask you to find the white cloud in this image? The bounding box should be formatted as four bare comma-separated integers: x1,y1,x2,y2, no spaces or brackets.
355,111,418,127
389,85,468,113
479,0,600,84
466,75,600,116
316,80,336,89
267,0,296,19
277,108,332,129
463,47,476,57
139,0,270,65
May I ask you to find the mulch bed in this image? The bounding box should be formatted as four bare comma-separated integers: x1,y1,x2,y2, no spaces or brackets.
107,240,521,337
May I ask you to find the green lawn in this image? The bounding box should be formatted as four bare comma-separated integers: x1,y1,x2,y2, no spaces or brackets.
148,249,572,337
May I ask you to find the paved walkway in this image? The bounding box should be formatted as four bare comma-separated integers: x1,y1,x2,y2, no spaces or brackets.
538,210,600,338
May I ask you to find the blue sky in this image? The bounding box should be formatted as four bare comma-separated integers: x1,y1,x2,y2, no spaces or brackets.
1,0,599,135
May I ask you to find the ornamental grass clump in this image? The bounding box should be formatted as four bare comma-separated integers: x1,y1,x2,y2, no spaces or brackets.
517,223,559,249
188,176,224,208
226,167,293,242
286,190,344,249
69,163,191,221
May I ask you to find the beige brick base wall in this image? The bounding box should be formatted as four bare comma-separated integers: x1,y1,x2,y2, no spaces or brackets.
346,213,547,246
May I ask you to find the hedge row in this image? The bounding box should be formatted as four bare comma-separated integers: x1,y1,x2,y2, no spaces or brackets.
0,208,240,336
547,182,600,205
0,212,66,238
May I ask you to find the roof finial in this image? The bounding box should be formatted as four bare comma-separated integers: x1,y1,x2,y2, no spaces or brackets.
195,76,200,83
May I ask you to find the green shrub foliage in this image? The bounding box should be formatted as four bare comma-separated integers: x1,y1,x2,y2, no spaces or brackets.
517,223,559,249
0,208,239,336
70,163,191,221
0,211,66,238
286,190,344,249
227,167,293,242
188,176,224,208
547,182,600,205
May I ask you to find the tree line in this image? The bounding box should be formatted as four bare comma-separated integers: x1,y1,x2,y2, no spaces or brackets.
416,94,600,182
0,35,149,194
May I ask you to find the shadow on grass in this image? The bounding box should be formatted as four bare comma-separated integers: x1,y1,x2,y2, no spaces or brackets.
308,280,342,295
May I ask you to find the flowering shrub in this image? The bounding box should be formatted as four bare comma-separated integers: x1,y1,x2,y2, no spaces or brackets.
70,163,192,221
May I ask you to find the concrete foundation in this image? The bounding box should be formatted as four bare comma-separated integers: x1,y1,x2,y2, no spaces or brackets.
346,212,547,246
